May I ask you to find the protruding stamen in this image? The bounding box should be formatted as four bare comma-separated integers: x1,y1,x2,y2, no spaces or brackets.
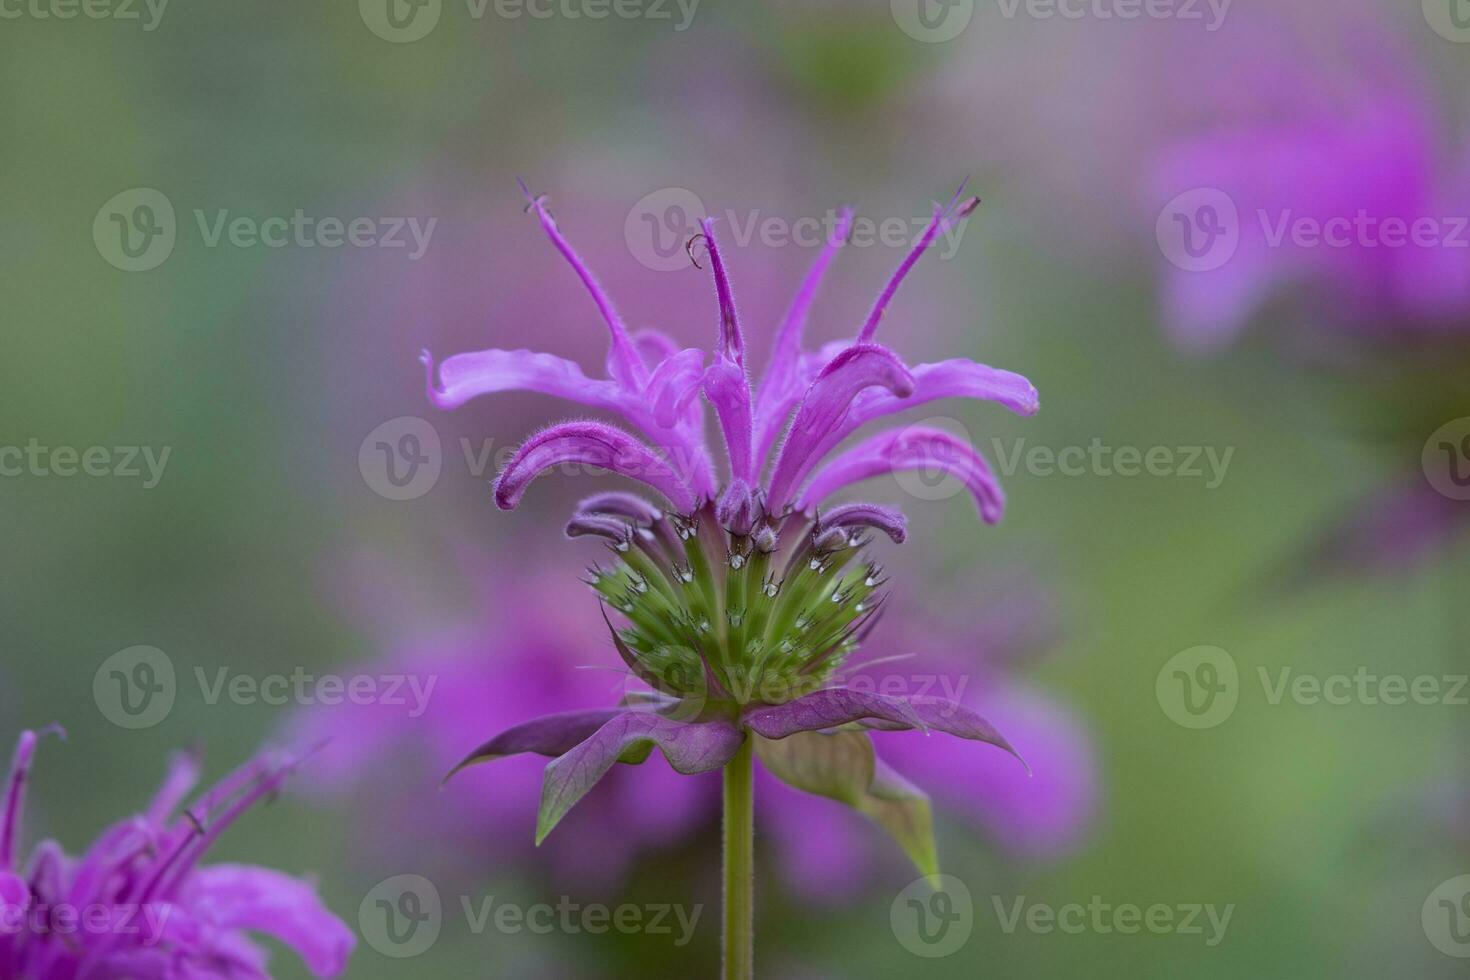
699,218,745,367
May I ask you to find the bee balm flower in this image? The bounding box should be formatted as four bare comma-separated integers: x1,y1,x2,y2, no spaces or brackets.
0,729,354,979
423,183,1041,879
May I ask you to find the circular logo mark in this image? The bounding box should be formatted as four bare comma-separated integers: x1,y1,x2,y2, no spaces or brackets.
1424,0,1470,43
359,0,441,42
359,874,443,958
624,188,706,272
93,188,176,272
93,646,176,730
890,873,973,958
1156,645,1238,729
1423,875,1470,957
888,417,972,503
359,416,442,500
890,0,974,43
1422,417,1470,501
1156,188,1239,272
619,656,708,723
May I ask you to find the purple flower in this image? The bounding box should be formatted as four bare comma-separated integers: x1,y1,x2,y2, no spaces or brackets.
0,729,354,979
1147,16,1470,351
424,182,1050,878
284,556,715,889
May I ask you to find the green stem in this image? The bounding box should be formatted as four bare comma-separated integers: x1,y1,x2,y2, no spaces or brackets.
722,736,754,980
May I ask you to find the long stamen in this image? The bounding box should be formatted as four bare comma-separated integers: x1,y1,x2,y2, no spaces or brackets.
856,182,980,344
767,207,853,369
2,726,61,870
517,179,646,388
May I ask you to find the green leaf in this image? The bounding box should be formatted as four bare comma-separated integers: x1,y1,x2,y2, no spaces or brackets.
754,730,938,878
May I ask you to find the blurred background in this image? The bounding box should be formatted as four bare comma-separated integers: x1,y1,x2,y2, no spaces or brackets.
3,0,1468,976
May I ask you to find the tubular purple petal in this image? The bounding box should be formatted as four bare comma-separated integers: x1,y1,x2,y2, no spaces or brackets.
494,420,699,514
420,346,622,412
716,479,760,536
704,358,756,482
576,491,663,525
814,502,909,544
857,185,980,344
518,181,646,390
566,513,636,549
1,732,36,870
796,426,1006,522
699,218,745,367
766,344,917,513
754,207,854,464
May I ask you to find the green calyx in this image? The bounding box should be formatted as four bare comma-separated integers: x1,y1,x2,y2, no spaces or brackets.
585,502,887,707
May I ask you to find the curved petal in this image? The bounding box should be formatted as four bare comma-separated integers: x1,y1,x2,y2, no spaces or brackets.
766,345,916,513
446,708,628,785
537,713,743,843
576,491,664,525
494,421,699,513
754,208,853,465
813,502,908,544
796,426,1006,523
181,864,356,978
421,347,622,413
812,358,1040,466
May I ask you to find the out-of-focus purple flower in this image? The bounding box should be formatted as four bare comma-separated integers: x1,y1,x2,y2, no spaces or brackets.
424,182,1053,880
1147,14,1470,350
759,580,1097,898
0,729,353,979
285,556,716,890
